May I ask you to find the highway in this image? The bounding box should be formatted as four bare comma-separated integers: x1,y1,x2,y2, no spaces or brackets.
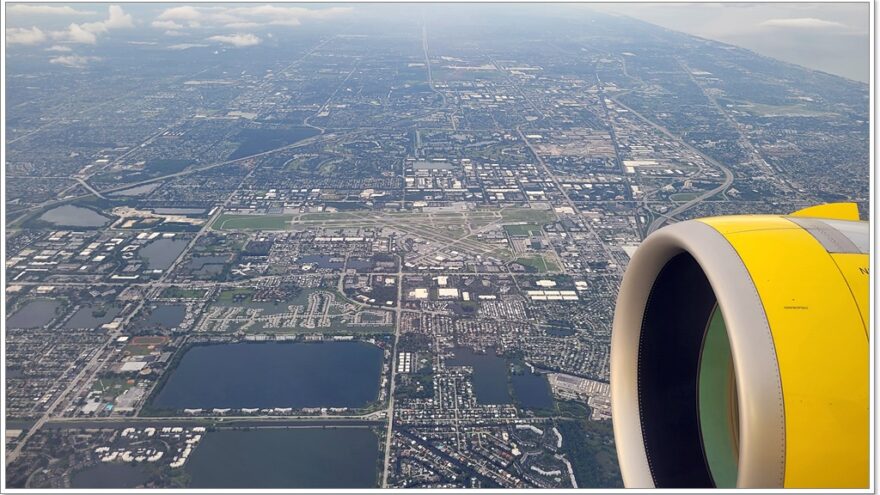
7,131,332,227
74,177,106,200
6,158,264,467
609,97,734,235
517,127,625,277
380,257,404,488
43,417,384,429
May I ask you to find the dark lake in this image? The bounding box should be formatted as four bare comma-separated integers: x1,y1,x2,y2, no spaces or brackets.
346,257,373,270
447,346,512,405
229,127,320,160
187,255,227,270
145,304,186,329
186,255,227,277
545,326,576,337
70,463,151,488
185,428,379,488
298,255,344,269
38,205,110,227
150,342,383,409
138,238,189,270
64,305,121,329
511,373,553,410
6,299,62,328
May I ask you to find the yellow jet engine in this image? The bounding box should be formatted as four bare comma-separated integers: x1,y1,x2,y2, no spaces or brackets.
611,203,869,488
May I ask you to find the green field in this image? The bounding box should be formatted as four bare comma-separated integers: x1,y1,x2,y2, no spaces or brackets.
514,254,560,272
499,207,556,224
298,211,363,221
92,376,135,401
284,207,557,262
162,287,208,299
670,192,700,202
216,287,255,303
213,214,293,230
504,223,542,236
740,102,834,118
124,344,156,356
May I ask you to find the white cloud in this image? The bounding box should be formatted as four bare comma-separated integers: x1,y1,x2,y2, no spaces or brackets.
208,33,262,47
224,22,262,30
152,20,184,30
106,5,135,28
8,5,93,15
79,5,134,32
154,5,352,31
52,5,134,44
760,17,848,29
6,27,47,45
168,43,210,50
59,23,97,44
46,44,73,52
157,6,203,21
49,54,100,68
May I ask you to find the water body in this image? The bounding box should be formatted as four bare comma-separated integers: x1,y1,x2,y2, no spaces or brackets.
511,373,553,410
545,326,576,337
146,304,186,329
38,205,110,227
185,428,379,488
346,257,373,270
229,127,320,160
138,238,189,270
448,347,512,405
70,463,151,489
186,255,227,277
6,299,62,328
64,305,121,329
151,342,383,409
298,255,344,269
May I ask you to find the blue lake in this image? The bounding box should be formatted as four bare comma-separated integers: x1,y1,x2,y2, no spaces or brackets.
70,463,151,488
64,305,121,329
145,304,186,329
6,299,63,328
38,205,110,227
447,346,512,405
186,428,379,488
138,238,189,270
150,341,383,409
511,373,553,410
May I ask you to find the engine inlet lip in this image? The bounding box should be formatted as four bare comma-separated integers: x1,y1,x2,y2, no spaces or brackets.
610,220,786,488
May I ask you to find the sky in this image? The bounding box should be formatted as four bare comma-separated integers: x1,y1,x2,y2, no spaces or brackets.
4,2,871,82
591,2,870,83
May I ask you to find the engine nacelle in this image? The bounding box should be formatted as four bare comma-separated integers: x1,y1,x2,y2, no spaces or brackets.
611,203,869,488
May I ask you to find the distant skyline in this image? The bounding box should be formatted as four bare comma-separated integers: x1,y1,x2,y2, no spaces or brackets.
591,3,870,83
5,2,871,82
